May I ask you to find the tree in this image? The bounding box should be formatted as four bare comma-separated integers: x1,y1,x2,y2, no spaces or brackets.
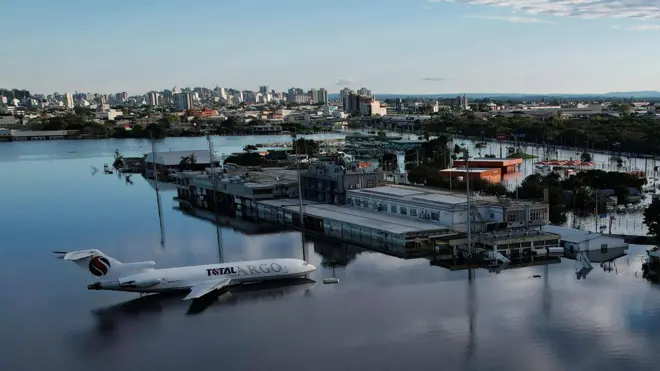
293,138,318,155
243,144,258,153
178,153,197,171
381,152,398,172
644,199,660,244
580,152,592,162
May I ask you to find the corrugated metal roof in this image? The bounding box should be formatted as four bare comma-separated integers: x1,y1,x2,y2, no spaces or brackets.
144,149,212,166
541,225,607,243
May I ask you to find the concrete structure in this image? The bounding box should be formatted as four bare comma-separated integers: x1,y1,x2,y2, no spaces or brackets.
174,92,192,111
439,167,502,183
10,130,75,141
0,116,21,129
256,199,457,255
345,185,548,232
0,128,11,141
173,168,300,219
300,160,385,204
453,158,522,174
250,124,282,134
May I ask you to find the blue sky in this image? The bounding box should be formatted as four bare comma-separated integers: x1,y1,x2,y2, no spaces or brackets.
3,0,660,95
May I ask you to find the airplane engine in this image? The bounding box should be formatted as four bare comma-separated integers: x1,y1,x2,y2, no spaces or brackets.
119,277,161,288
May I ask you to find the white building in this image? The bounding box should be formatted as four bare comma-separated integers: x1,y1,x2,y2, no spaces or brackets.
65,93,74,109
541,225,628,252
345,185,548,232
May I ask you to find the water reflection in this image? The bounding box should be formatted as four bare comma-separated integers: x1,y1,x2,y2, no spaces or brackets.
71,279,316,355
5,139,660,371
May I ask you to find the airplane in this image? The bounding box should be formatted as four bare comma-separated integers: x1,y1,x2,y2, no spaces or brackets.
55,249,316,301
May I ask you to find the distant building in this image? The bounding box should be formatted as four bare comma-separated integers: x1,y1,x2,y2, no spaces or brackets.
65,93,74,109
147,92,159,106
318,88,328,104
357,87,372,98
174,93,192,111
0,116,20,129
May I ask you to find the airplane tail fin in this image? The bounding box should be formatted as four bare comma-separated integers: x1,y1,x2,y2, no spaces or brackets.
54,249,124,279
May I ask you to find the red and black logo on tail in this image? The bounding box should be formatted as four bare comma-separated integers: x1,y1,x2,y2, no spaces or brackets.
89,256,111,276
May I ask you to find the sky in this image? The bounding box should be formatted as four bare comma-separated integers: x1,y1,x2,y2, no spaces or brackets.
3,0,660,95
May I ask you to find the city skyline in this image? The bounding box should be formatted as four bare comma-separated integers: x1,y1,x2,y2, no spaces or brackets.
3,0,660,95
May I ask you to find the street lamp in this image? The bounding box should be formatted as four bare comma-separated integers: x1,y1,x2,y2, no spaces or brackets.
460,147,472,258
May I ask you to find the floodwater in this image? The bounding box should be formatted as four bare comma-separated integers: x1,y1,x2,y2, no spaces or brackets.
1,137,660,371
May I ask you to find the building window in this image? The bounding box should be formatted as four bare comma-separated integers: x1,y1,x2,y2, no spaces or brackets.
366,180,375,188
347,198,353,206
410,208,417,217
507,213,517,222
391,205,397,213
431,212,439,221
600,243,608,253
378,203,387,211
400,207,407,215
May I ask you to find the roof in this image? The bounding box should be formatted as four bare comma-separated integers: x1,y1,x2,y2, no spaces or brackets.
11,130,69,136
349,185,500,206
541,225,615,244
263,201,451,235
144,150,212,165
440,167,500,173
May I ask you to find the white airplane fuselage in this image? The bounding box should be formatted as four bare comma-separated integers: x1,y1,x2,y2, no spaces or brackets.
88,258,316,294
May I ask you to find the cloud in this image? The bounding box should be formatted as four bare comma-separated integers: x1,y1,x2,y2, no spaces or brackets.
335,78,355,86
421,77,445,81
468,15,554,23
439,1,660,20
613,24,660,30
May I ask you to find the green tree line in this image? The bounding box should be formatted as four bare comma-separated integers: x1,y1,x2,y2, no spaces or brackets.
423,114,660,155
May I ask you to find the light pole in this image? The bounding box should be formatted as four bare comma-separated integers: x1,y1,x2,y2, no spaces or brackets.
292,133,304,227
207,134,222,263
292,132,307,262
461,147,472,259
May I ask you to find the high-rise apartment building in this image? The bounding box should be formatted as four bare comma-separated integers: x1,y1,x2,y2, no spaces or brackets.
357,87,372,98
259,86,270,95
174,92,192,111
147,92,158,106
309,88,318,104
318,88,328,104
64,93,74,109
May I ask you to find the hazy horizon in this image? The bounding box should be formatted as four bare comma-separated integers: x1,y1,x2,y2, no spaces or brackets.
3,0,660,95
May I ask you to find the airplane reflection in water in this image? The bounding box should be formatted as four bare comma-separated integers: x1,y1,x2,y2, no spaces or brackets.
71,279,316,351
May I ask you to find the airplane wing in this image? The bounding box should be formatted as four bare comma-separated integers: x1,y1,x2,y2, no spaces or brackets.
183,278,232,300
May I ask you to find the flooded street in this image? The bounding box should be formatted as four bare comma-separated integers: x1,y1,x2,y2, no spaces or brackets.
1,138,660,371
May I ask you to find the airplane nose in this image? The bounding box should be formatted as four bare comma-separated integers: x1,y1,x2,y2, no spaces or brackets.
307,263,316,271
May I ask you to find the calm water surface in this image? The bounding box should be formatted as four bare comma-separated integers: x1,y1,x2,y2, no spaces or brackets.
1,138,660,371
